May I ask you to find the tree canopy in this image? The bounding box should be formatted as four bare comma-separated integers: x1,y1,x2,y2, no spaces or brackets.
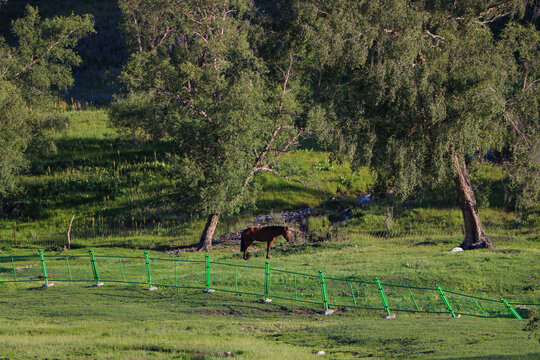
0,4,94,198
110,0,308,249
296,0,539,248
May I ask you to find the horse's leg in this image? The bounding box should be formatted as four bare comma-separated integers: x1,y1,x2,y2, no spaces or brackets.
266,239,275,259
244,240,252,260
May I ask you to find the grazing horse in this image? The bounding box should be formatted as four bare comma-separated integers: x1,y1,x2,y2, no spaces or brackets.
240,226,291,260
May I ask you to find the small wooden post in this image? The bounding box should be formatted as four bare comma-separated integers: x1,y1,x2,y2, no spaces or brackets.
336,223,339,242
13,228,17,248
123,221,126,246
67,215,75,250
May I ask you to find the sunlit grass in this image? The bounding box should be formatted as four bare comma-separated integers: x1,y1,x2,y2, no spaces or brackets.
0,241,539,359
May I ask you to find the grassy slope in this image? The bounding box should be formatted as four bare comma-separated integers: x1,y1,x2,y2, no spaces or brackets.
0,109,539,358
1,109,537,249
0,110,373,247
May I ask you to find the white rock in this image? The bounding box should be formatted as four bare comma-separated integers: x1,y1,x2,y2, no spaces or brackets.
448,247,464,253
317,350,326,355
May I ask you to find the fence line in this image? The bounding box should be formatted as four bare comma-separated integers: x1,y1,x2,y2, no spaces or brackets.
1,250,537,320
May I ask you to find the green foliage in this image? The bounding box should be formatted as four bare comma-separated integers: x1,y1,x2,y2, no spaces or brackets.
1,1,538,249
499,22,540,213
110,0,310,228
0,81,30,196
0,0,125,103
469,161,505,208
0,4,94,199
298,0,538,209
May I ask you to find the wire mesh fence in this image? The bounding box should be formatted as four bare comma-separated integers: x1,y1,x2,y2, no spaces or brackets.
1,250,537,320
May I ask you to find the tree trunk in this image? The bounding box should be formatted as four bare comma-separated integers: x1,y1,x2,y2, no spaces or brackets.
197,214,219,251
451,148,493,250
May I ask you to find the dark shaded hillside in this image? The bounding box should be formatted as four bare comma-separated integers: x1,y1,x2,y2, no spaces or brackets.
0,0,126,103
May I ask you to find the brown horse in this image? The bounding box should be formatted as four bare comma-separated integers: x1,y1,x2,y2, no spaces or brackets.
240,226,291,260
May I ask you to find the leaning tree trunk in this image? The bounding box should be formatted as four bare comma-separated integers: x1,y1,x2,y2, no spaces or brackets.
197,214,219,251
451,148,493,250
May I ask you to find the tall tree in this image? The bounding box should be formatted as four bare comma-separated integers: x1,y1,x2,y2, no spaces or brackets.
111,0,307,250
498,18,540,214
298,0,536,249
0,4,94,199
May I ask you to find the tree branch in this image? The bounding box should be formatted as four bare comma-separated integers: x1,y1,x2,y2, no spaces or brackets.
156,25,174,48
132,13,143,52
152,87,212,122
478,1,512,19
475,11,512,24
424,28,445,41
524,77,540,92
0,65,10,80
242,126,301,190
13,29,76,78
276,53,295,117
504,113,532,148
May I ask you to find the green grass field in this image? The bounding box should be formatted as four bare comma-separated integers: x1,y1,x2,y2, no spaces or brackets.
0,285,538,359
1,240,539,359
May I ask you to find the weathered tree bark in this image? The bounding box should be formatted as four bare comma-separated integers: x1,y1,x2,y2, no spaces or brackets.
451,147,493,250
197,214,219,251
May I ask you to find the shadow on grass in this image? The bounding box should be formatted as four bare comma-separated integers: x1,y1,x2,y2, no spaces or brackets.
33,137,174,173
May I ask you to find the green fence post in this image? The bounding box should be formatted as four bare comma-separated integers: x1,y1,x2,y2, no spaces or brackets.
203,254,214,293
472,298,488,317
318,270,333,315
11,256,17,281
144,251,157,290
89,249,103,286
435,285,456,318
205,254,210,289
500,298,522,320
174,262,178,287
408,288,420,311
260,261,272,303
349,281,357,307
375,277,392,317
38,249,53,288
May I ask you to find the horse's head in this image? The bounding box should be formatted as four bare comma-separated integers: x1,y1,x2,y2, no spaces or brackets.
240,228,253,260
283,226,292,243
